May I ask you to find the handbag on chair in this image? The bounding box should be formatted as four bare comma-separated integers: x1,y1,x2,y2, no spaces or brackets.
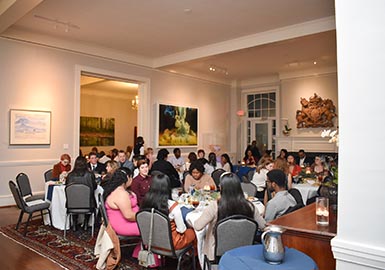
138,208,156,267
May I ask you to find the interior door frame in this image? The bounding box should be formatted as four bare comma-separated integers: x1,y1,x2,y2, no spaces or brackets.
74,65,150,158
248,119,273,155
240,86,280,160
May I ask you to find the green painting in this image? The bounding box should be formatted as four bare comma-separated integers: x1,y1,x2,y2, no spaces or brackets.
80,116,115,146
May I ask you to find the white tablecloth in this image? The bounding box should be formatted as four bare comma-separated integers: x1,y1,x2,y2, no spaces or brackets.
44,182,103,230
186,209,206,267
292,183,318,205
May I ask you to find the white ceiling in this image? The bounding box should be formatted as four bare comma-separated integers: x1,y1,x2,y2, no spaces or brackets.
0,0,336,84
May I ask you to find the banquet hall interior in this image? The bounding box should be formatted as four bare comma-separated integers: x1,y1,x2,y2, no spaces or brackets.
0,0,384,270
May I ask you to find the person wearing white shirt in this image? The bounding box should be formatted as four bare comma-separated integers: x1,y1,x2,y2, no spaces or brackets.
251,159,274,192
168,148,185,179
204,152,222,176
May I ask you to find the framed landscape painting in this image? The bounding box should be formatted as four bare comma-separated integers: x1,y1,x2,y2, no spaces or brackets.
80,116,115,146
9,109,51,145
157,103,198,147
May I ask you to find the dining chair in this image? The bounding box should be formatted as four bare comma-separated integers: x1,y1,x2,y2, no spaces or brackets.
204,215,258,270
246,169,255,183
241,182,257,197
9,180,52,236
136,208,196,270
98,193,141,247
211,169,226,187
44,169,53,182
288,188,305,207
16,172,45,202
150,170,164,177
64,183,96,239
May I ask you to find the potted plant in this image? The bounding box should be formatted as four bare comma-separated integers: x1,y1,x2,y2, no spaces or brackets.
282,125,292,136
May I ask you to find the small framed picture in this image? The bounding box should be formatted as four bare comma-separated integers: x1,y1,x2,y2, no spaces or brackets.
9,109,51,145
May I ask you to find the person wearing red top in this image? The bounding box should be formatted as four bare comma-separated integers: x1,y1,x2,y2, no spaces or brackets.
243,149,256,166
131,159,152,206
52,153,71,180
288,155,302,177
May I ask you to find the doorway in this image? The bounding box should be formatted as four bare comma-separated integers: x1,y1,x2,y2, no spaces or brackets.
249,119,274,157
80,74,138,155
73,65,151,159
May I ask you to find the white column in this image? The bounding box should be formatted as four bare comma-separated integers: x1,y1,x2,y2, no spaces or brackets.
332,0,385,269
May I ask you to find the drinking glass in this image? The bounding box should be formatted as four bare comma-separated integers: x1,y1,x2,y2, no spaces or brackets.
316,197,329,226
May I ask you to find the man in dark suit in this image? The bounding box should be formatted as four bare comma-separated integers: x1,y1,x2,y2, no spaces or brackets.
87,151,106,175
296,149,312,167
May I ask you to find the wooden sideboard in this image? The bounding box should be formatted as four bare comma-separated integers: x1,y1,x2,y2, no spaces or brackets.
268,203,337,270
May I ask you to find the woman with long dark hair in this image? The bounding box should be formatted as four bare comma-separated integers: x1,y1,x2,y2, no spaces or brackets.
141,174,196,250
194,173,266,261
220,153,233,172
102,168,140,236
204,152,222,176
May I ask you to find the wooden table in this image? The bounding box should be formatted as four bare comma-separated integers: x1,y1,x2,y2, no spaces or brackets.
268,203,336,270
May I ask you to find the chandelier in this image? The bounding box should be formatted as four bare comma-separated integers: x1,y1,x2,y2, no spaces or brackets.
131,95,139,110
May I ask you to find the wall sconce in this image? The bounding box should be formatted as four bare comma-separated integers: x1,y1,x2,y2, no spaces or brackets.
236,110,245,117
131,95,139,110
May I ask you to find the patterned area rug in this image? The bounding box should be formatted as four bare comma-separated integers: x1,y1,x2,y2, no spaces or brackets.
0,220,140,270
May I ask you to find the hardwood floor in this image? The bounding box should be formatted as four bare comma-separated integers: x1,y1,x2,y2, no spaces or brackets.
0,206,63,270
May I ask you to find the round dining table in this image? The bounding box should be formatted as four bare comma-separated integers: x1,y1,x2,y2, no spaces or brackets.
219,245,318,270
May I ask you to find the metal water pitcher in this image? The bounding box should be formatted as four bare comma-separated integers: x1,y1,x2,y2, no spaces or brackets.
261,225,286,264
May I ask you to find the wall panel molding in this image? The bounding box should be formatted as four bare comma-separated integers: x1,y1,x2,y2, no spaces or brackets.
0,159,57,167
275,136,338,153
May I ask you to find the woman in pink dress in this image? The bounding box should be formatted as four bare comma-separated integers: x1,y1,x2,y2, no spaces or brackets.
102,167,140,236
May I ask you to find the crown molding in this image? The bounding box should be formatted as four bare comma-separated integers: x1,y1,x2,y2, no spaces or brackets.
279,66,337,80
153,16,336,68
1,27,153,67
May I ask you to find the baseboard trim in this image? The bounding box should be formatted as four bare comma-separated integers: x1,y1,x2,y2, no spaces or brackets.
0,195,17,207
332,237,385,269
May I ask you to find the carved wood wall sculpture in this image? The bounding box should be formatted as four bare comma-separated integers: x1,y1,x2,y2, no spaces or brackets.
296,93,337,128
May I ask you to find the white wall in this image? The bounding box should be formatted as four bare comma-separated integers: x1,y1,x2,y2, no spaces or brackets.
332,0,385,269
0,38,231,206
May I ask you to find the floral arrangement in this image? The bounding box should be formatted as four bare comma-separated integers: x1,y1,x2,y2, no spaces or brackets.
321,129,339,146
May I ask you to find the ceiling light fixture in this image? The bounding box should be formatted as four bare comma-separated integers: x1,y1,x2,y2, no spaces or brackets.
131,95,139,111
34,14,80,33
209,65,228,75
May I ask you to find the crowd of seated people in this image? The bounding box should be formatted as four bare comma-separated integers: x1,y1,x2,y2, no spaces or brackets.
52,143,333,267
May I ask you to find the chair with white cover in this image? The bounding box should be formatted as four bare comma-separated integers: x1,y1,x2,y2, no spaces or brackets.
64,183,96,239
9,180,51,236
204,215,258,270
136,208,196,270
16,172,45,202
